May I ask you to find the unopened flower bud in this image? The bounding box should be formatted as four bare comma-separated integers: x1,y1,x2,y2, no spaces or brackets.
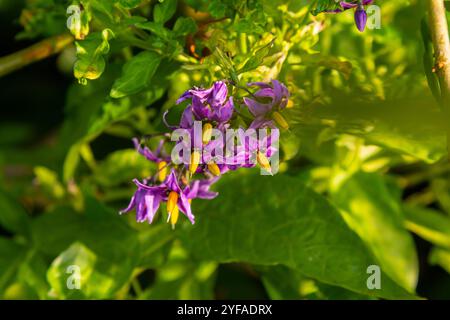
354,8,367,32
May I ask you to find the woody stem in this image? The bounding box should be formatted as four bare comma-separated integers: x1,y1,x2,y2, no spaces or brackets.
427,0,450,156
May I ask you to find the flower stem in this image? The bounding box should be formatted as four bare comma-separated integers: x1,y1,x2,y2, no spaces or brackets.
0,33,74,78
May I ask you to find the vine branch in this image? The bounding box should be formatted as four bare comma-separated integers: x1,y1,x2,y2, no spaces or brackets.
0,34,74,78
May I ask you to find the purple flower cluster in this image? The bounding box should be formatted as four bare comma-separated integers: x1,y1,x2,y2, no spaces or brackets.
121,80,290,228
326,1,374,32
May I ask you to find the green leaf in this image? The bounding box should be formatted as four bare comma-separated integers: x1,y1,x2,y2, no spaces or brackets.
118,0,143,9
47,242,97,299
93,149,152,187
32,197,141,298
260,265,304,299
139,243,217,299
404,205,450,249
17,251,50,299
207,0,230,18
173,17,198,36
137,224,174,268
153,0,178,24
238,38,274,74
310,0,341,16
74,29,114,84
180,172,416,299
307,97,447,163
331,172,418,293
0,189,30,235
260,265,373,300
0,238,27,294
429,247,450,274
110,51,162,98
136,21,171,40
34,166,65,199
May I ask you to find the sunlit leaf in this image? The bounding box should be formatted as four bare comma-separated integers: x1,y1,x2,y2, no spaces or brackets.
404,205,450,249
110,51,162,98
332,172,419,292
180,172,416,299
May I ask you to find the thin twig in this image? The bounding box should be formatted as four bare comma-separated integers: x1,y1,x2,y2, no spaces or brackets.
0,33,74,78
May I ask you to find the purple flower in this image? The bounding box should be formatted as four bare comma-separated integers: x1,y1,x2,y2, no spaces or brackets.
230,128,279,173
243,80,290,130
164,169,195,225
119,179,166,224
120,78,289,229
133,138,170,163
186,177,219,200
121,169,219,227
132,138,170,182
177,81,234,123
327,1,373,32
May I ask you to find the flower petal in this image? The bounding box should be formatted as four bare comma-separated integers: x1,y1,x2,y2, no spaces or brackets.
180,106,194,129
249,117,276,130
178,194,195,224
243,97,272,117
211,81,228,105
192,96,212,120
119,193,136,214
340,1,358,9
176,90,192,104
133,138,160,162
144,193,162,224
215,97,234,122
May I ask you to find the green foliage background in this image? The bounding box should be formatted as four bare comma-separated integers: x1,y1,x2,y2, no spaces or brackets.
0,0,450,299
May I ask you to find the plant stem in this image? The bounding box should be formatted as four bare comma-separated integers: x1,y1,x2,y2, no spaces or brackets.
428,0,450,104
0,34,74,78
427,0,450,156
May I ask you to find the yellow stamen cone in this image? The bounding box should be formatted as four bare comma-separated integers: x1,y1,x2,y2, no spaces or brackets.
167,191,179,216
286,99,294,109
257,151,272,174
157,161,168,182
202,123,213,144
272,111,289,130
207,161,221,176
170,205,179,229
189,150,201,175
